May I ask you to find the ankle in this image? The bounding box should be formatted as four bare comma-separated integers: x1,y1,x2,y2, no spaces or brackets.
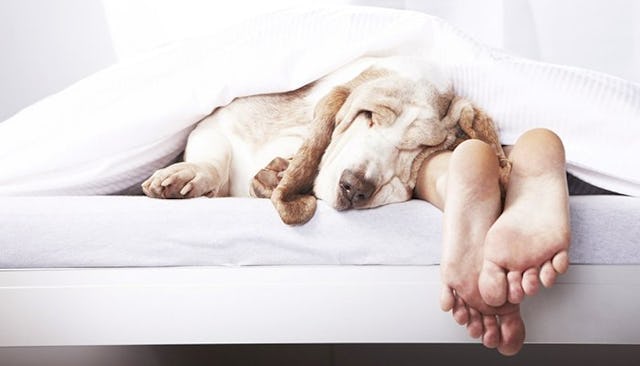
415,150,451,209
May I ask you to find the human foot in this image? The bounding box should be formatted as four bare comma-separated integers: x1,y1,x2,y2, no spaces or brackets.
442,289,524,355
439,140,525,354
479,129,571,306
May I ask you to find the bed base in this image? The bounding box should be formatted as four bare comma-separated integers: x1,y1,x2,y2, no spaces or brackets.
1,265,639,347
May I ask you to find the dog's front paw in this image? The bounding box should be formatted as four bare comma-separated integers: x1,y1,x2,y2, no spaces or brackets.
250,157,290,199
142,162,222,199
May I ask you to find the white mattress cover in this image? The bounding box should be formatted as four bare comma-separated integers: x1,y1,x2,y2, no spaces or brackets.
0,195,638,268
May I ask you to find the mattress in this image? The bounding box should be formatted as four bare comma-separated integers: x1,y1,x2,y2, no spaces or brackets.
1,195,638,268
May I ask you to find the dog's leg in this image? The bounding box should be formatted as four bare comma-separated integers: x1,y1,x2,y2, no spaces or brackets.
142,118,231,199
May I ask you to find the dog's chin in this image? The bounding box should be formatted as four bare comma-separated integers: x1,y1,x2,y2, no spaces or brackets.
332,191,376,211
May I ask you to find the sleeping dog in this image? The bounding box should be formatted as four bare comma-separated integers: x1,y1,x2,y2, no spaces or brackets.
142,57,509,224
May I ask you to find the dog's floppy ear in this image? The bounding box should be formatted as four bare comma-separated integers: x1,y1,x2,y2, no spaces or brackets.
408,94,511,190
334,78,401,134
270,86,350,225
401,85,456,149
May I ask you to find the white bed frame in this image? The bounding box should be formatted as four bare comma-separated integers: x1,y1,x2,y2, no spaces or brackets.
2,264,639,347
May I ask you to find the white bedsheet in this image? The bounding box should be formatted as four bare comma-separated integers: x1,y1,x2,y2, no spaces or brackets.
0,6,639,196
1,195,638,268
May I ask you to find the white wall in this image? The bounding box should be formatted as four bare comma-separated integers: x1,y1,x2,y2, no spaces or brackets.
0,0,116,121
525,0,640,83
399,0,640,83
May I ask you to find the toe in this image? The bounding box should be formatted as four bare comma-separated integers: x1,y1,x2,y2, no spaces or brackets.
479,260,508,307
522,267,540,296
160,176,175,187
466,308,483,339
540,261,557,288
141,178,152,196
452,296,469,325
481,315,500,349
180,182,194,196
172,167,196,182
440,286,455,312
507,271,524,304
148,177,166,198
141,176,152,189
552,250,570,274
497,311,525,356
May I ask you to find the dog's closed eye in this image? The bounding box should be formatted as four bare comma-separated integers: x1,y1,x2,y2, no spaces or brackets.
362,110,373,127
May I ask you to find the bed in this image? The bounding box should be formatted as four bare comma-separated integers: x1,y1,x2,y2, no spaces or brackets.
1,6,640,351
1,195,639,348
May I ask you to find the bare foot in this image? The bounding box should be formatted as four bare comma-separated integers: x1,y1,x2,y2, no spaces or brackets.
479,129,571,307
438,140,525,355
142,162,224,198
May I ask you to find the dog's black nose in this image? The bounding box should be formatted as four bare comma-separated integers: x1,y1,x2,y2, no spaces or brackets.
339,169,375,206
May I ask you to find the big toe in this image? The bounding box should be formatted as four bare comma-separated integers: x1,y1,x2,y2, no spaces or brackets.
479,260,508,307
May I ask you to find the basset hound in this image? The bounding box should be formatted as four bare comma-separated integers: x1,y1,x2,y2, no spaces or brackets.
143,57,509,224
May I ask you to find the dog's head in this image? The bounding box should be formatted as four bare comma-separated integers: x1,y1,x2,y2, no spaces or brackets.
271,65,457,225
314,71,455,210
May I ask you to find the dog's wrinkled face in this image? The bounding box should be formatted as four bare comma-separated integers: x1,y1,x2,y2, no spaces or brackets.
314,74,453,210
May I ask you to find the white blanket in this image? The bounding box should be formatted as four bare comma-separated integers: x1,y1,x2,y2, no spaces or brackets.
1,6,639,196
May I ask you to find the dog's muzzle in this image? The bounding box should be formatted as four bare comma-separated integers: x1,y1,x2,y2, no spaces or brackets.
336,169,376,210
